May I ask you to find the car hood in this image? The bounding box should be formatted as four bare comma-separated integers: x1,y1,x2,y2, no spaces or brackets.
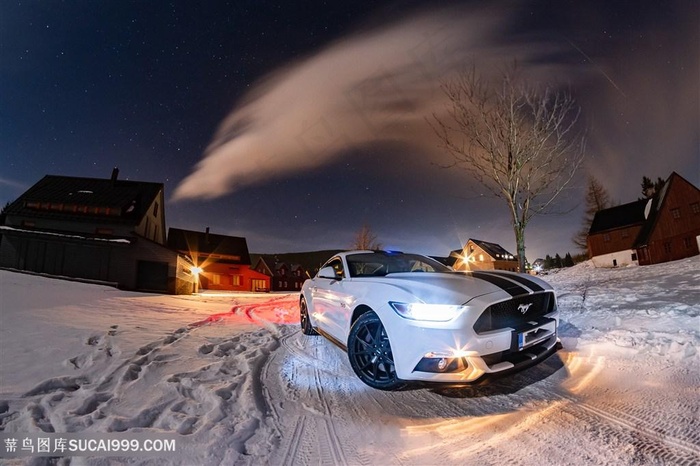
352,272,525,305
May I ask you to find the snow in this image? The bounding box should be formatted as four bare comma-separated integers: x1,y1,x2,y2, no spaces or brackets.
1,257,699,465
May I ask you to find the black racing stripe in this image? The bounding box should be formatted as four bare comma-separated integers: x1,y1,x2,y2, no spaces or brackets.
468,271,530,297
485,271,545,292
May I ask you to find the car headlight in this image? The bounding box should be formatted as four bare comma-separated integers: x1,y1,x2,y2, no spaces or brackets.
389,302,465,322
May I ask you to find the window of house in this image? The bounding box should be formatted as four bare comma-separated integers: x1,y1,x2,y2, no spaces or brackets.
663,242,672,254
621,230,629,238
212,274,221,285
691,202,700,215
603,233,611,242
683,237,692,249
631,253,638,261
671,208,681,219
95,228,113,235
232,275,241,286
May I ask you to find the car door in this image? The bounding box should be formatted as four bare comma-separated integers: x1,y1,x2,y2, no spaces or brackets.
310,257,353,342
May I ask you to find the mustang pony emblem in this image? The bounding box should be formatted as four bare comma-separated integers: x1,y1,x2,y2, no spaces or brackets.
518,303,533,314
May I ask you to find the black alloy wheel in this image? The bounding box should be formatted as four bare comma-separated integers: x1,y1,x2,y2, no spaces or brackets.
299,297,318,335
347,311,404,391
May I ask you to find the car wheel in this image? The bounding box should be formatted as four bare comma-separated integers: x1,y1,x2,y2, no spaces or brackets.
300,297,318,336
347,311,405,391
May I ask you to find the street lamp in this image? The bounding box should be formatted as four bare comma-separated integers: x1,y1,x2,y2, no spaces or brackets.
191,266,203,294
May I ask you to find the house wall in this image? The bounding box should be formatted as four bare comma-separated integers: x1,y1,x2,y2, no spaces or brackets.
452,242,518,272
0,229,191,294
134,190,166,245
591,249,639,268
4,212,135,238
637,179,700,265
588,224,644,258
199,263,270,292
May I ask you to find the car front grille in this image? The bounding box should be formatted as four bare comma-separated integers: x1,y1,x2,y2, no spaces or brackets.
474,292,555,334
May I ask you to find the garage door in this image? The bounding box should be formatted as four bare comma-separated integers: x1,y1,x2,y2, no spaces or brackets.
136,260,168,292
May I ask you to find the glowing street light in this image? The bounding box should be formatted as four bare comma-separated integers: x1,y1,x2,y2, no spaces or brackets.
191,266,203,294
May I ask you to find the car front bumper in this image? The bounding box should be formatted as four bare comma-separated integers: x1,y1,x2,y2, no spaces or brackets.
383,308,559,383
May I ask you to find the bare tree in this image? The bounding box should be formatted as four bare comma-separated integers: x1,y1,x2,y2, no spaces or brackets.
350,224,382,250
431,65,585,272
572,176,611,252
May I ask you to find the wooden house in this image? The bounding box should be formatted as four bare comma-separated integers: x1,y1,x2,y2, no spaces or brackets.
167,227,270,292
252,255,308,291
588,172,700,267
0,169,194,293
450,238,519,272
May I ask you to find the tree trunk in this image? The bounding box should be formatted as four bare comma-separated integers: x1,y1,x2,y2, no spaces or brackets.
514,224,526,273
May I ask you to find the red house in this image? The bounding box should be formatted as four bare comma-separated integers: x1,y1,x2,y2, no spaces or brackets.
588,172,700,267
252,255,308,292
167,227,270,292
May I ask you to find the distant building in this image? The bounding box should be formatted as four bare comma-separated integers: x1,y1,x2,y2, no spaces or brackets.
252,255,308,292
588,172,700,267
0,169,194,293
168,227,270,292
450,238,519,272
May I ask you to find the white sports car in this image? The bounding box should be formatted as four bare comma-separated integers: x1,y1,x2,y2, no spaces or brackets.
299,250,559,390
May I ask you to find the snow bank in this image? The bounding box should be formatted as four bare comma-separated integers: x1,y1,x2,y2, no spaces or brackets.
1,256,698,465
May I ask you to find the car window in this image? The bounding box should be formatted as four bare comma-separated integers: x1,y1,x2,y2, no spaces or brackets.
347,253,449,277
320,257,345,279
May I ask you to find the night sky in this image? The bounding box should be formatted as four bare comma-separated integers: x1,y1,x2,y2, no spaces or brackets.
2,0,698,260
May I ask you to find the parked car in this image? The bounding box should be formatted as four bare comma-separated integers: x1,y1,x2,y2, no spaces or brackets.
299,250,559,390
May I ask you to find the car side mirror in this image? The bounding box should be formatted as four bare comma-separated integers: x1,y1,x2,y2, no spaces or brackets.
318,266,341,280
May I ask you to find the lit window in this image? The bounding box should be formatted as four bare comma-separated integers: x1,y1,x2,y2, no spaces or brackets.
212,274,221,285
232,275,241,286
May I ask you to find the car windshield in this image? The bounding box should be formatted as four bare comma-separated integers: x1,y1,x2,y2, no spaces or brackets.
346,252,450,277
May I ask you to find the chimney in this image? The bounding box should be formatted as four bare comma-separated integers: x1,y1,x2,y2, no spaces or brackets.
111,167,119,182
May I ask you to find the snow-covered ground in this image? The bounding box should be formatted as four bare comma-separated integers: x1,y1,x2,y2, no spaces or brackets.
1,258,699,465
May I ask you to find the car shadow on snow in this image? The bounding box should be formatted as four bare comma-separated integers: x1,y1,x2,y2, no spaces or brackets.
428,350,568,399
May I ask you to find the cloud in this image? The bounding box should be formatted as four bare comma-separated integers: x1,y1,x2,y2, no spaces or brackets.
173,5,557,201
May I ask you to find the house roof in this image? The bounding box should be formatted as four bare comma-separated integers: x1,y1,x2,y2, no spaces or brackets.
633,172,697,248
452,238,517,261
167,228,251,264
588,199,648,235
250,250,343,277
5,173,163,225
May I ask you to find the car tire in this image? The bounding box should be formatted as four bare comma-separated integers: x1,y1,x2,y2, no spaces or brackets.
347,311,405,391
300,297,318,336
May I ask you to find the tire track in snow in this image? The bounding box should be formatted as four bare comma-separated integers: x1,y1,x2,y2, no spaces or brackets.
261,328,349,465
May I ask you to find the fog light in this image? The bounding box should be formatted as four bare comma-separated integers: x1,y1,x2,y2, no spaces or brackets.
414,356,464,373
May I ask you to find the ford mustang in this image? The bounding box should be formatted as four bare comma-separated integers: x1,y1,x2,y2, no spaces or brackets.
299,250,559,390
